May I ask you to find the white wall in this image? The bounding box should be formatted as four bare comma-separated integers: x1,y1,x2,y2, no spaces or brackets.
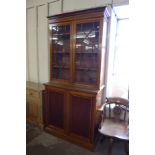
37,5,49,83
26,0,129,83
27,7,38,82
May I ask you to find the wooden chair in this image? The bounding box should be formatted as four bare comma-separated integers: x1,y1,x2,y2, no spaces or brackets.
98,97,129,155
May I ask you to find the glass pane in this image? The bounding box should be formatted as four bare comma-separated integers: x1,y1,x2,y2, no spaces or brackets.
75,21,100,84
50,24,70,80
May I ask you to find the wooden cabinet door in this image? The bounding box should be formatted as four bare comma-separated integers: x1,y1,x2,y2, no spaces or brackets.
73,20,101,85
69,92,94,141
49,23,72,82
45,89,66,131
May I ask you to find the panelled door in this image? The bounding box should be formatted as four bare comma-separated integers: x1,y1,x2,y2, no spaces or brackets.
45,88,66,132
69,91,94,141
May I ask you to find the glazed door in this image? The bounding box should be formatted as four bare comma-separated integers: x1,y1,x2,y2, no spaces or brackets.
74,20,101,85
49,23,71,81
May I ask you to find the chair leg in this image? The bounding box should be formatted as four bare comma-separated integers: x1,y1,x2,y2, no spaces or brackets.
124,141,129,155
100,135,104,143
108,138,113,155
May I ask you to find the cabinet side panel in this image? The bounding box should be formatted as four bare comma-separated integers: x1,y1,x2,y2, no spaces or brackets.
70,95,92,139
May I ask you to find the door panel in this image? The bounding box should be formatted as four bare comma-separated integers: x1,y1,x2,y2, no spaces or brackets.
46,90,65,129
69,93,93,139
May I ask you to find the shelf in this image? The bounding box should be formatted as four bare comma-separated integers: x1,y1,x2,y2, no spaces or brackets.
75,52,98,54
76,39,99,41
52,65,69,69
52,32,70,36
76,30,99,33
75,41,99,45
75,67,97,71
53,52,70,54
53,52,98,54
76,79,97,84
